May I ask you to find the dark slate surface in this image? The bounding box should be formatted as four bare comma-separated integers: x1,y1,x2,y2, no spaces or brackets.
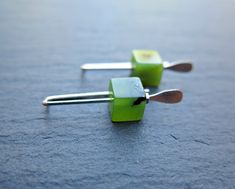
0,0,235,188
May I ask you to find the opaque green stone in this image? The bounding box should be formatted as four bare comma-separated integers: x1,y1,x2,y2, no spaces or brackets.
130,50,163,86
109,77,146,122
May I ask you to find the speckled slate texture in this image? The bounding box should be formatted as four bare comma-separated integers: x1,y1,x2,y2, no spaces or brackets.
0,0,235,188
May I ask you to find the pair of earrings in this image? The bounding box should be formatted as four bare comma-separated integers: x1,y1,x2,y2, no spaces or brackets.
43,50,192,122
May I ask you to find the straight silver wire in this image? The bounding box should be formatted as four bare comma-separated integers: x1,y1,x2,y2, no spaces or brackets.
44,98,112,105
80,62,133,70
80,61,192,72
80,62,163,70
42,88,183,106
43,91,112,106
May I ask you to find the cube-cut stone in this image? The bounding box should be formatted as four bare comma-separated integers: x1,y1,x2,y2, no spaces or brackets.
130,50,163,86
109,77,146,122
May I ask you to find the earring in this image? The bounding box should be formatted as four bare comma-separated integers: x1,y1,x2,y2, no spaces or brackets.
43,77,183,122
81,50,192,86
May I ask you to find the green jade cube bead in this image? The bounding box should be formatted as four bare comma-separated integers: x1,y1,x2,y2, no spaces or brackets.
130,50,163,87
109,77,147,122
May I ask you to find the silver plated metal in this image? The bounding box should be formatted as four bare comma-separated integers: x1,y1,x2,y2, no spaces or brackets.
42,89,182,106
149,89,183,104
81,62,132,70
163,60,193,72
80,60,192,72
43,91,111,106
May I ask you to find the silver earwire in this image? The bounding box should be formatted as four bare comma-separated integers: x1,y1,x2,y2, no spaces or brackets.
80,60,192,72
42,89,182,106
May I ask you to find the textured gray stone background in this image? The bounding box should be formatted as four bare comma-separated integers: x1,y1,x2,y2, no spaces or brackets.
0,0,235,188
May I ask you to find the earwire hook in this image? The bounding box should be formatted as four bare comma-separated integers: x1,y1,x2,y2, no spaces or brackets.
42,89,182,106
43,91,112,106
